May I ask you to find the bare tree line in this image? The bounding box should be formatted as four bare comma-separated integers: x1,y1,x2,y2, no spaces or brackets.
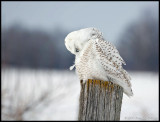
1,26,74,69
118,9,158,72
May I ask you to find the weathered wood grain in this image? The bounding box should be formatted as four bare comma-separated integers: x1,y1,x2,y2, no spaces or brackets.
78,79,123,121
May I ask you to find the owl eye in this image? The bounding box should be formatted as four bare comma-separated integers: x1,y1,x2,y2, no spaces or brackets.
75,48,79,52
91,33,96,36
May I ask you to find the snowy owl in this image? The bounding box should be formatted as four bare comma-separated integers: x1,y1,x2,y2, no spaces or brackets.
65,27,133,97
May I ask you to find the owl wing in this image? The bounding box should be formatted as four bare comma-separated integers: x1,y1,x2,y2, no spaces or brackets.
95,38,126,66
93,39,132,96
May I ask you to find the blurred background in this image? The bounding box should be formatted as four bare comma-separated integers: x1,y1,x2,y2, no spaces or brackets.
1,1,159,120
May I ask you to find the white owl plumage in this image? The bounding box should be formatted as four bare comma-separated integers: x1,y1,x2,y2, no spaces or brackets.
65,27,133,97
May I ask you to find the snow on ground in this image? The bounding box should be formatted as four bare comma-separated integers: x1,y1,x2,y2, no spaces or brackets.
1,68,159,120
121,72,159,120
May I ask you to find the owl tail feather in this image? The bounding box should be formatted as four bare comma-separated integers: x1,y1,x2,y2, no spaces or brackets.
123,86,133,97
115,80,133,97
109,77,133,97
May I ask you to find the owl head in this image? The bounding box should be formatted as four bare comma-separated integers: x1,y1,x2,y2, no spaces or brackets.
65,27,103,55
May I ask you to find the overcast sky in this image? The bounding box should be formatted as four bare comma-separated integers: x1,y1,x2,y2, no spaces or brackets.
2,1,158,43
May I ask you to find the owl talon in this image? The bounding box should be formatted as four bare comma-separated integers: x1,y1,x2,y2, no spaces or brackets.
69,64,75,70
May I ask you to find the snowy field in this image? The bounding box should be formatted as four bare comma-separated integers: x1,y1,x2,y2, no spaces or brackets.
1,68,159,120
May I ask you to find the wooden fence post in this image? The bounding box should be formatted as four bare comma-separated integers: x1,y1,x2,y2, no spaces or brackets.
78,79,123,121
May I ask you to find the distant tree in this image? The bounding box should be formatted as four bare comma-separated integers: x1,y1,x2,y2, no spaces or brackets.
118,9,159,72
50,27,75,69
1,25,74,69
